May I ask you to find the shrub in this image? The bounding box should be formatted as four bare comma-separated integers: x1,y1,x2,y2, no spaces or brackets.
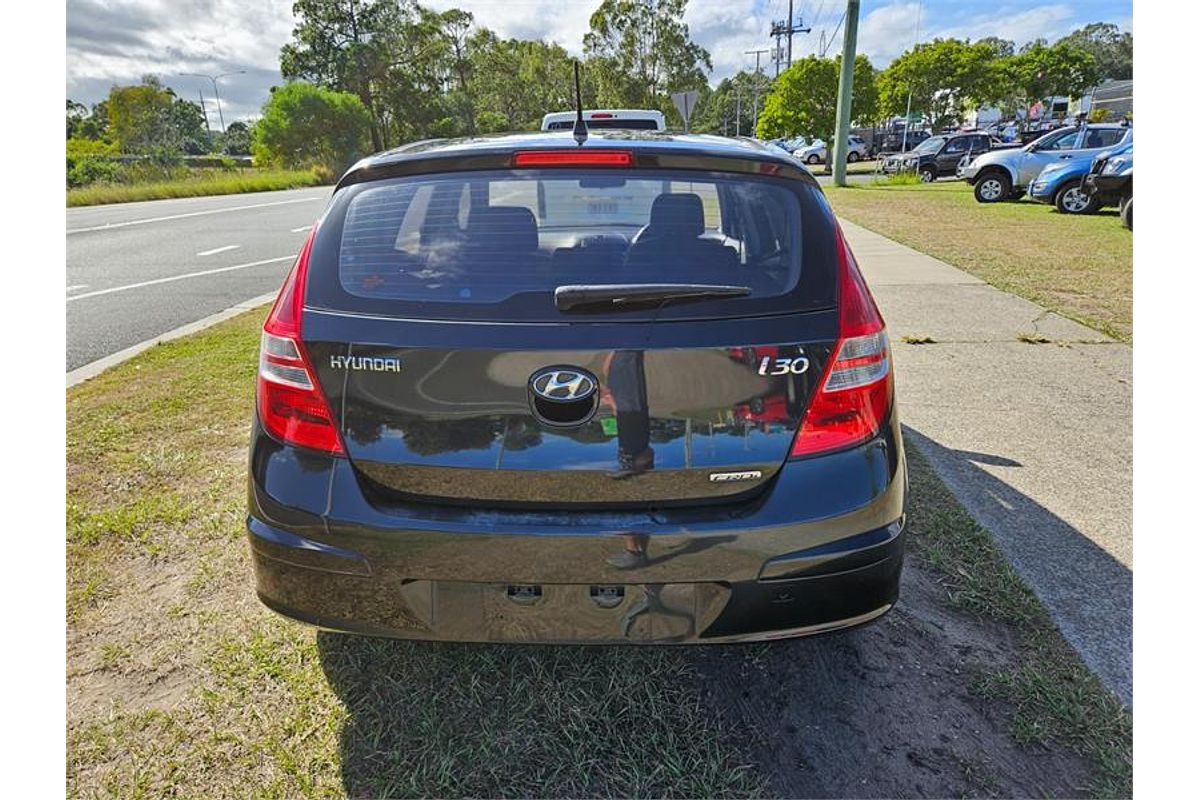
252,82,371,175
67,157,120,188
66,138,119,159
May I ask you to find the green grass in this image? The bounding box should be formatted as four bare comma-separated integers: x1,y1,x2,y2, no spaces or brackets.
824,181,1132,342
904,447,1132,797
66,309,767,799
66,168,327,207
66,307,1131,797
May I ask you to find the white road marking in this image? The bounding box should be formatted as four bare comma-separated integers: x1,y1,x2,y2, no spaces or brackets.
67,292,278,386
66,284,89,293
291,225,313,233
66,196,323,235
65,255,295,303
197,244,240,257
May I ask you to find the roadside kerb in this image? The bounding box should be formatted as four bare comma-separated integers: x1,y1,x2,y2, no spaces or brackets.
66,293,275,388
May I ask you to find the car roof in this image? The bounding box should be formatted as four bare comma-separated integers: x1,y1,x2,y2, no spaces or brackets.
337,130,816,189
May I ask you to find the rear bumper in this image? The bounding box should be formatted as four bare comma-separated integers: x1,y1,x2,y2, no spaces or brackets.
247,415,906,643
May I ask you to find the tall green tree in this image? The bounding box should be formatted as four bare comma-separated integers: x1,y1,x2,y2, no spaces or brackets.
66,100,107,140
878,38,997,128
1000,40,1100,123
468,32,594,131
1058,22,1132,80
252,82,372,174
106,76,194,154
756,55,877,141
583,0,711,123
169,96,211,153
222,120,253,155
281,0,423,151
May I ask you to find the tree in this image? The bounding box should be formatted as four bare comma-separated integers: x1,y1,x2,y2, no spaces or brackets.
281,0,425,151
106,76,175,153
976,37,1015,58
1000,40,1100,124
223,121,253,155
755,55,877,141
169,96,211,153
583,0,711,123
1058,22,1132,80
66,100,107,140
878,39,998,128
692,71,771,136
468,33,593,132
252,82,372,174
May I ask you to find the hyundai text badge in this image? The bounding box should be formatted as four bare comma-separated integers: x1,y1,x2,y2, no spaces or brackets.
529,366,599,427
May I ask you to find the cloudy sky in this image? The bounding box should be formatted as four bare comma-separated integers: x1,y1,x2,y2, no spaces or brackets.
66,0,1132,125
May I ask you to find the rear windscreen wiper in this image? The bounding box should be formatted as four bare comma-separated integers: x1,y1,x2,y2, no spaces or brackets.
554,283,752,313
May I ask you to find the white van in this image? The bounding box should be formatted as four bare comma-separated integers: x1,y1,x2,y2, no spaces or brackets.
541,109,666,132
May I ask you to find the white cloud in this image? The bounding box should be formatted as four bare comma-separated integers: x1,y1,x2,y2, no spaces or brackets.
65,0,1130,122
423,0,596,55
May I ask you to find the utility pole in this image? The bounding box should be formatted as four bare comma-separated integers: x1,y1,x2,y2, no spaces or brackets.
179,70,245,134
744,48,770,75
197,90,211,142
771,1,811,73
735,87,742,136
832,0,861,186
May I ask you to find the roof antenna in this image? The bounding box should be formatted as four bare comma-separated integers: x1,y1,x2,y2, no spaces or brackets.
572,61,588,145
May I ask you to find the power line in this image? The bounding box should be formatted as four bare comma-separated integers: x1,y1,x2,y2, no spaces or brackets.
821,8,847,56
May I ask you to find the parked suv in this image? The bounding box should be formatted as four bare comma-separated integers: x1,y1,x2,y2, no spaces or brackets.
1030,141,1131,214
1083,147,1133,229
881,132,1012,181
962,123,1132,203
248,131,906,644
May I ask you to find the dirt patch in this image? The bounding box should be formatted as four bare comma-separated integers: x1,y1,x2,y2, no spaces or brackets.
696,561,1093,798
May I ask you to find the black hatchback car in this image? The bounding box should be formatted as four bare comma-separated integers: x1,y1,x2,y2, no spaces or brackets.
248,131,906,644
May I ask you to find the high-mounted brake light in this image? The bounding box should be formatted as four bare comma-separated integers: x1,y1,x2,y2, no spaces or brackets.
789,228,893,458
257,225,345,455
588,112,615,119
513,150,633,167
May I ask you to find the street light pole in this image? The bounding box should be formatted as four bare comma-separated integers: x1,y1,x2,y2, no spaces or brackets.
179,70,245,134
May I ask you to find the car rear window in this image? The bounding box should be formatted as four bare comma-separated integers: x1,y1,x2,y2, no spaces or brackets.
308,168,838,321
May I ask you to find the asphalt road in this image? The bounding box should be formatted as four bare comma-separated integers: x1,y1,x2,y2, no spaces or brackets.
66,176,873,374
66,186,333,371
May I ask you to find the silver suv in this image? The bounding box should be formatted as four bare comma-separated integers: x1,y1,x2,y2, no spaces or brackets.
962,124,1132,203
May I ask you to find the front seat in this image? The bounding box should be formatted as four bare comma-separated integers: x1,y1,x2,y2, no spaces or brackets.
623,193,737,281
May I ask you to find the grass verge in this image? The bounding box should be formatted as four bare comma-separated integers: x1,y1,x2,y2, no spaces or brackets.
66,308,765,798
66,168,327,207
67,308,1130,797
824,181,1132,342
904,445,1132,796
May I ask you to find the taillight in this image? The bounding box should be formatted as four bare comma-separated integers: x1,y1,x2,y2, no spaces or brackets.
256,226,345,456
512,150,633,167
790,228,893,458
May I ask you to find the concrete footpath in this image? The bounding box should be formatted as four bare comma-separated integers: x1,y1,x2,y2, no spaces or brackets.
840,219,1132,706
